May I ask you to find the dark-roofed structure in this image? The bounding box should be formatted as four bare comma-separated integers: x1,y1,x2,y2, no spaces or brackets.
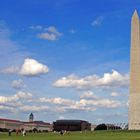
53,120,91,131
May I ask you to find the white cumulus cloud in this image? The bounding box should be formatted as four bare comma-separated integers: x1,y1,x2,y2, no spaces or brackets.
77,99,122,108
30,25,43,30
54,70,129,89
91,16,104,27
0,91,32,107
111,92,119,97
11,79,26,90
37,26,62,41
38,33,58,41
80,91,98,99
0,66,19,74
19,105,49,112
0,90,125,115
19,58,49,76
0,58,49,77
46,26,62,36
39,97,75,106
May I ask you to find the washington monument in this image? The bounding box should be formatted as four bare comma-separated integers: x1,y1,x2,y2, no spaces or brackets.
129,10,140,130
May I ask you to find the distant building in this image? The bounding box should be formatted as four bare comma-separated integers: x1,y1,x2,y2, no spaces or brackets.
0,113,52,131
53,120,91,131
22,121,52,131
0,118,22,130
29,113,34,122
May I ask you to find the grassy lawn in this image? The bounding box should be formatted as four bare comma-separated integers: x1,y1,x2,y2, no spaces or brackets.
1,131,140,140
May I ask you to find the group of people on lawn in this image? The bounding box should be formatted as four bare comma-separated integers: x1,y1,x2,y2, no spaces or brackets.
8,128,26,136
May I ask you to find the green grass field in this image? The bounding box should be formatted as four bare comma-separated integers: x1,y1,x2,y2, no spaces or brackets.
1,131,140,140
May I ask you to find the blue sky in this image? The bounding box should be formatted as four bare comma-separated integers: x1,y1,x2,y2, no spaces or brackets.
0,0,139,124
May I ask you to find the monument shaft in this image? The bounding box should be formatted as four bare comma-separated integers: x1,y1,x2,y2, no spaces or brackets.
129,10,140,130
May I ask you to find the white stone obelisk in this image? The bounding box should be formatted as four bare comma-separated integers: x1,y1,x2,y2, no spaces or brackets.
129,10,140,130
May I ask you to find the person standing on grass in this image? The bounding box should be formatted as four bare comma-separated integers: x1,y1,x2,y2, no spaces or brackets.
8,129,12,136
22,129,26,136
16,129,19,135
60,130,63,135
